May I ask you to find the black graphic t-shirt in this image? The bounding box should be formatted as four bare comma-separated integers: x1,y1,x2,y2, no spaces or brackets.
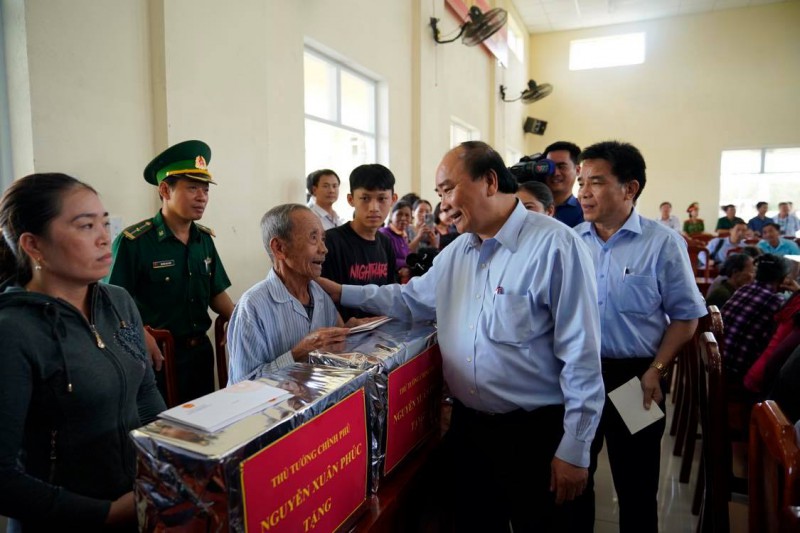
322,222,397,320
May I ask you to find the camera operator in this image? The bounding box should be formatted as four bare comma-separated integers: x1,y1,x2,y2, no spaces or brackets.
544,141,584,227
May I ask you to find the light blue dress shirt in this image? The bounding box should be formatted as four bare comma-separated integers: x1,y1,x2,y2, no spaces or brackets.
700,236,742,266
227,269,339,384
757,238,800,257
342,201,604,467
776,214,800,238
575,210,707,359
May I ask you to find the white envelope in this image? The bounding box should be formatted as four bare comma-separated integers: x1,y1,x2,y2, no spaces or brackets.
608,377,665,434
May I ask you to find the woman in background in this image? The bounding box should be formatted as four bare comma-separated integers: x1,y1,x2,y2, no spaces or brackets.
433,202,459,250
683,202,705,235
406,199,438,249
516,181,555,217
0,173,165,531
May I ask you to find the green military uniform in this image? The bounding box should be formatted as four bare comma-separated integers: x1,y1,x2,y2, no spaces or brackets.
107,140,231,403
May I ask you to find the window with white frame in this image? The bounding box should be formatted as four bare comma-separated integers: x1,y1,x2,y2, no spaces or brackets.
569,33,645,71
450,119,480,148
506,16,525,64
304,49,378,221
719,147,800,225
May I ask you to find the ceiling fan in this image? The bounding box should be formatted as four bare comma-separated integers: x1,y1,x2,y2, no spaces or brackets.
499,80,554,104
430,6,508,47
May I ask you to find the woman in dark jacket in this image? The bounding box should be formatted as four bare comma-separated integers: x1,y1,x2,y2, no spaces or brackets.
0,173,165,531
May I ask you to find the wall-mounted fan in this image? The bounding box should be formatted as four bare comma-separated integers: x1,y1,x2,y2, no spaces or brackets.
499,80,554,104
430,6,508,47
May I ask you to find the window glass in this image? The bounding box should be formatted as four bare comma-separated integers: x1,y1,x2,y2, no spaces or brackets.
304,52,337,121
765,147,800,173
569,33,645,71
719,147,800,224
340,71,375,133
304,49,378,222
720,149,761,174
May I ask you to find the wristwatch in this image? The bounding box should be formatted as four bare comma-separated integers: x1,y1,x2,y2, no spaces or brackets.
649,361,669,378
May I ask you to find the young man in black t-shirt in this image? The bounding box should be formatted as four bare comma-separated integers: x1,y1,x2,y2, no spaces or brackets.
322,164,397,320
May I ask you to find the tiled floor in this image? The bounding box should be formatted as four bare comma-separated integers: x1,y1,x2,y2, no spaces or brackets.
593,395,701,533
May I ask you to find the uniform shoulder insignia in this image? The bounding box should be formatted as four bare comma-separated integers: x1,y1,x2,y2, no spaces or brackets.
195,223,216,237
122,220,154,240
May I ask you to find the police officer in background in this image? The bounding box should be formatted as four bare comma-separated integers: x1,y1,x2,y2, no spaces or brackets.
108,140,234,403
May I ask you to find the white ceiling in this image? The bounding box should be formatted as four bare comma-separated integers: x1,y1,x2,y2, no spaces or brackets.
511,0,795,33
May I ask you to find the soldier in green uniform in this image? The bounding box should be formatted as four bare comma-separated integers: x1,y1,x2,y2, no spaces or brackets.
108,140,234,403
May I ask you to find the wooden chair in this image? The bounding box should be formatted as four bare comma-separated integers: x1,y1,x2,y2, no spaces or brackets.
696,331,748,532
688,243,714,283
748,401,800,533
144,325,180,408
214,316,229,389
691,233,715,244
672,306,722,485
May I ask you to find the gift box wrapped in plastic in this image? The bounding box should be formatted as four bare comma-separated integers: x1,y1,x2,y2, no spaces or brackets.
131,363,375,533
308,321,441,491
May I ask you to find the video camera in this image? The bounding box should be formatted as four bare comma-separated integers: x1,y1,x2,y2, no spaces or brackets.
508,153,556,183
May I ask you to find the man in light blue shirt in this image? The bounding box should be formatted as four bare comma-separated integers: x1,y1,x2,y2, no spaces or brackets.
227,204,352,383
320,141,604,531
701,221,747,266
776,201,800,237
574,141,707,533
759,222,800,256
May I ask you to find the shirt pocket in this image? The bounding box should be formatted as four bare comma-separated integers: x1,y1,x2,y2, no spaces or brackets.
618,274,661,315
487,293,534,346
147,266,178,304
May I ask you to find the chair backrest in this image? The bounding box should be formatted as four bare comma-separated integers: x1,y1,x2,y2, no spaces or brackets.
692,233,715,244
688,244,712,279
726,246,743,257
748,400,800,533
698,331,733,532
214,315,229,389
144,325,179,408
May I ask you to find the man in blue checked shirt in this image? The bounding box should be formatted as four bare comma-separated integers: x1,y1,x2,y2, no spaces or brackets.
573,141,707,533
319,141,604,531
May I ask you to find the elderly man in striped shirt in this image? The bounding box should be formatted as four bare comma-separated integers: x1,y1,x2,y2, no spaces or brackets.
227,204,371,384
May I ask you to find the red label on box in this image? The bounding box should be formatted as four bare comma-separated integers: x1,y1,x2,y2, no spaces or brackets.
384,345,442,475
240,389,368,533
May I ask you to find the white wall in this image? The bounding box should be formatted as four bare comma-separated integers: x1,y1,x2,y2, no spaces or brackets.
529,2,800,220
6,0,523,300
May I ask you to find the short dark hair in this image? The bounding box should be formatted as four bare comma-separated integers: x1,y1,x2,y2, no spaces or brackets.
390,200,413,215
660,201,672,208
741,246,763,258
306,169,340,195
412,199,432,212
762,222,781,233
0,173,96,285
719,253,752,277
517,181,554,210
754,254,789,284
756,201,768,209
458,141,518,194
579,141,647,202
543,141,581,165
399,193,420,206
349,164,395,193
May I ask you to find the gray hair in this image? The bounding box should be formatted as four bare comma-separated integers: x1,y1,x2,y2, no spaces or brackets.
260,203,310,260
